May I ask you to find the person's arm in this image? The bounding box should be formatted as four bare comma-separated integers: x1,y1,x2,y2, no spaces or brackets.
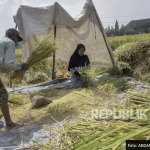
86,55,91,69
70,68,81,77
81,55,90,71
87,63,90,67
3,41,23,71
87,63,91,69
68,56,74,71
81,63,91,71
70,68,76,74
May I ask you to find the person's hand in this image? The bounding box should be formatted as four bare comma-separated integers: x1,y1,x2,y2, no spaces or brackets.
75,71,81,77
22,63,29,71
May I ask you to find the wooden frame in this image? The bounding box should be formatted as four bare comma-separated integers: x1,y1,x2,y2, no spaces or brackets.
52,24,56,80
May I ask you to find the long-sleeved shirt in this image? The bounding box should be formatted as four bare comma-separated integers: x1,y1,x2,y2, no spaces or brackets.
0,37,22,73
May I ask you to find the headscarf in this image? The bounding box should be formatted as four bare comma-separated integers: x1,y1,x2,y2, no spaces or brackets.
68,44,90,71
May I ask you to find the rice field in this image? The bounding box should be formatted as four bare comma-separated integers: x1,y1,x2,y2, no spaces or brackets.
108,33,150,50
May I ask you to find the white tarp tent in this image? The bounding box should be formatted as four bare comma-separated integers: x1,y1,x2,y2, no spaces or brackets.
13,0,115,67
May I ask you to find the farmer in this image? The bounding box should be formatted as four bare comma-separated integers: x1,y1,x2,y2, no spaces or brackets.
0,28,29,129
68,44,94,88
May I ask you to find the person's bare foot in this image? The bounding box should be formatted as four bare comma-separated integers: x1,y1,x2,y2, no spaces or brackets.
6,122,24,130
0,114,3,119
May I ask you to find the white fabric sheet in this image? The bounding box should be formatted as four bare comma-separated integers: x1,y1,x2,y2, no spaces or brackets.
14,0,115,67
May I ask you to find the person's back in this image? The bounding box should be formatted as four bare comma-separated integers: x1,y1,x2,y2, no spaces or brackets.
0,37,14,71
0,37,22,72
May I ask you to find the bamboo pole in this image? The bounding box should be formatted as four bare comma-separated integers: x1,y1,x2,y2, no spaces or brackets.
15,24,17,30
52,24,56,80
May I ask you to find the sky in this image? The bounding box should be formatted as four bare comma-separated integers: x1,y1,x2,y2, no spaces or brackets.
0,0,150,38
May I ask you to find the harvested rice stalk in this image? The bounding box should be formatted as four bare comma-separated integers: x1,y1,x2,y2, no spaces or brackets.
35,114,150,150
8,94,26,105
79,65,95,87
127,90,150,105
128,91,150,100
12,34,58,82
130,96,150,102
131,100,148,104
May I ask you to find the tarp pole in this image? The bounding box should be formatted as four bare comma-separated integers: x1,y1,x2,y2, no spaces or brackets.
52,24,56,80
15,24,17,29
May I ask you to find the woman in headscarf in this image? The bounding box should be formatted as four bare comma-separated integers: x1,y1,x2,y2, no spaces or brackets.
68,44,94,88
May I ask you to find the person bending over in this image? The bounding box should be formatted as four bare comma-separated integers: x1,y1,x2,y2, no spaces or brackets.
0,28,29,129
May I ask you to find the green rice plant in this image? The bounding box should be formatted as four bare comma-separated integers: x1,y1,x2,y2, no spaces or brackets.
12,34,58,82
108,33,150,50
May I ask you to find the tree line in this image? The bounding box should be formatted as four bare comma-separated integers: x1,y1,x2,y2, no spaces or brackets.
105,20,150,37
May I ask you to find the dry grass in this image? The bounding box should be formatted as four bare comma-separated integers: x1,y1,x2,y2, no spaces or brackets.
29,87,150,150
0,75,148,149
0,77,132,124
21,85,150,150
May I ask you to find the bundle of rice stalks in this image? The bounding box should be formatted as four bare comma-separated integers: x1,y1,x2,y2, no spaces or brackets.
32,59,51,71
127,90,150,105
108,33,150,50
56,70,71,79
79,66,96,87
8,94,27,105
12,34,58,82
